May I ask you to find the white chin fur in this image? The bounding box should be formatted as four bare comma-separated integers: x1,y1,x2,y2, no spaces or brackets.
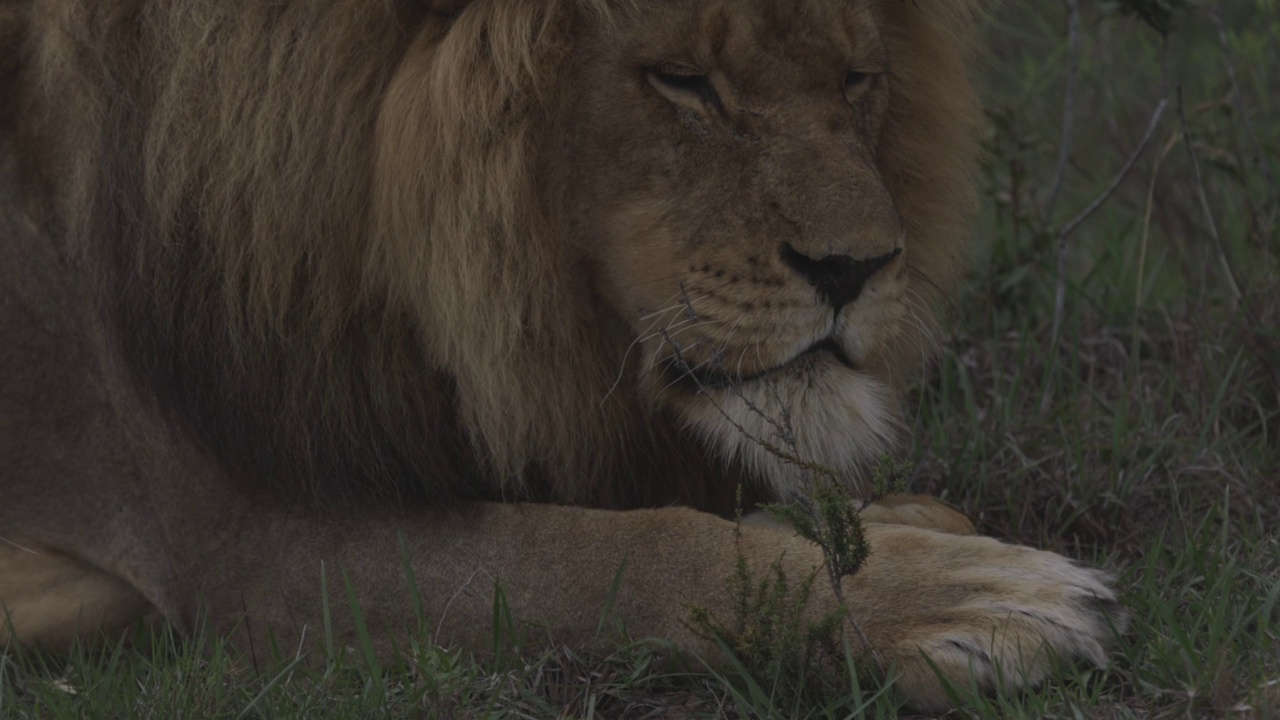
681,366,898,500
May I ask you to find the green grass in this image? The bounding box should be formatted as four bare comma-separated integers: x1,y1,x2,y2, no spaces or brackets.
3,3,1277,718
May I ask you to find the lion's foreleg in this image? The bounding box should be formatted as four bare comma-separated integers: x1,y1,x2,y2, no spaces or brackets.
178,502,1121,713
183,503,824,663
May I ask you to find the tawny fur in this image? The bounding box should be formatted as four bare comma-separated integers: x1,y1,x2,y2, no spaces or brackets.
1,0,1125,712
0,541,157,649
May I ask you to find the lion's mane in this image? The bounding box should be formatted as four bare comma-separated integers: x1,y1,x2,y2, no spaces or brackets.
18,0,981,507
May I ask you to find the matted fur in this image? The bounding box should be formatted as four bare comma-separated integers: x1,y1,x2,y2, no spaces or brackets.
15,0,980,505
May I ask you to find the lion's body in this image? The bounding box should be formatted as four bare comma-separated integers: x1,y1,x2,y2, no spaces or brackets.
1,0,1123,710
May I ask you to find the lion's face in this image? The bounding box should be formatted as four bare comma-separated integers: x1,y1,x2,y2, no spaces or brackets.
556,0,908,495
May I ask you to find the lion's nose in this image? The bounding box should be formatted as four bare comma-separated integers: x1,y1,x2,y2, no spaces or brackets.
779,244,902,312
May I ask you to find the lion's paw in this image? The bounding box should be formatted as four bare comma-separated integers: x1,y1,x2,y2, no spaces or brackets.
849,524,1126,711
858,494,977,535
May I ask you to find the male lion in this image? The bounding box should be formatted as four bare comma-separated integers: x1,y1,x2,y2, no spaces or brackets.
0,0,1124,710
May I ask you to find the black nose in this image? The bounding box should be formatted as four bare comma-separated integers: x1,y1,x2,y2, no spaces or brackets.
779,244,902,312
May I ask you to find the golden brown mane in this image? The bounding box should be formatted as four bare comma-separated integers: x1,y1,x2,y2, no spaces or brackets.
18,0,982,506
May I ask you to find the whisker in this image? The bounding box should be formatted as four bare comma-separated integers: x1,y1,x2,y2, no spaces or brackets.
603,290,716,405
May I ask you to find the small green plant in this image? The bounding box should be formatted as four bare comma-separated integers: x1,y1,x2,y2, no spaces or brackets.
680,414,914,711
687,553,847,712
765,456,910,585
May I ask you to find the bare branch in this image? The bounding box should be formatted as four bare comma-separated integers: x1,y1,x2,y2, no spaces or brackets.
1043,0,1081,223
1042,96,1169,412
1059,99,1170,241
1210,4,1276,196
1174,87,1244,304
1167,28,1279,402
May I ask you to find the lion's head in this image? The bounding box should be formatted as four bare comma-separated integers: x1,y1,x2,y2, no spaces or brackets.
373,0,981,501
568,0,981,499
32,0,981,508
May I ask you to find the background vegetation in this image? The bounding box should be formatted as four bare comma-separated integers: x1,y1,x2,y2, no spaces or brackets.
3,1,1276,717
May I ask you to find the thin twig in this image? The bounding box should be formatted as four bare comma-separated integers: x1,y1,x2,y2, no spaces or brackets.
1210,4,1277,195
1129,133,1179,386
1042,97,1169,413
435,566,487,642
1059,99,1169,240
1129,43,1177,386
1043,0,1081,223
1167,36,1280,401
1174,86,1244,304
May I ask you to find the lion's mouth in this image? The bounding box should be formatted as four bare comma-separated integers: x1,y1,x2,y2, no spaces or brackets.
662,337,855,392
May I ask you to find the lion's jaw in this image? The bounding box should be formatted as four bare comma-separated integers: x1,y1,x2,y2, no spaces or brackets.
559,0,909,499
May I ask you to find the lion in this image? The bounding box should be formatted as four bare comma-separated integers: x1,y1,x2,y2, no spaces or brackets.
0,0,1125,711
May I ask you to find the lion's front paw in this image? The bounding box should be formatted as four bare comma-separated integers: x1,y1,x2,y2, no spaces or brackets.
848,524,1126,711
858,493,977,535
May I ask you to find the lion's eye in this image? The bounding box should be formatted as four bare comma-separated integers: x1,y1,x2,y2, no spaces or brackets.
843,70,875,103
647,66,726,116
